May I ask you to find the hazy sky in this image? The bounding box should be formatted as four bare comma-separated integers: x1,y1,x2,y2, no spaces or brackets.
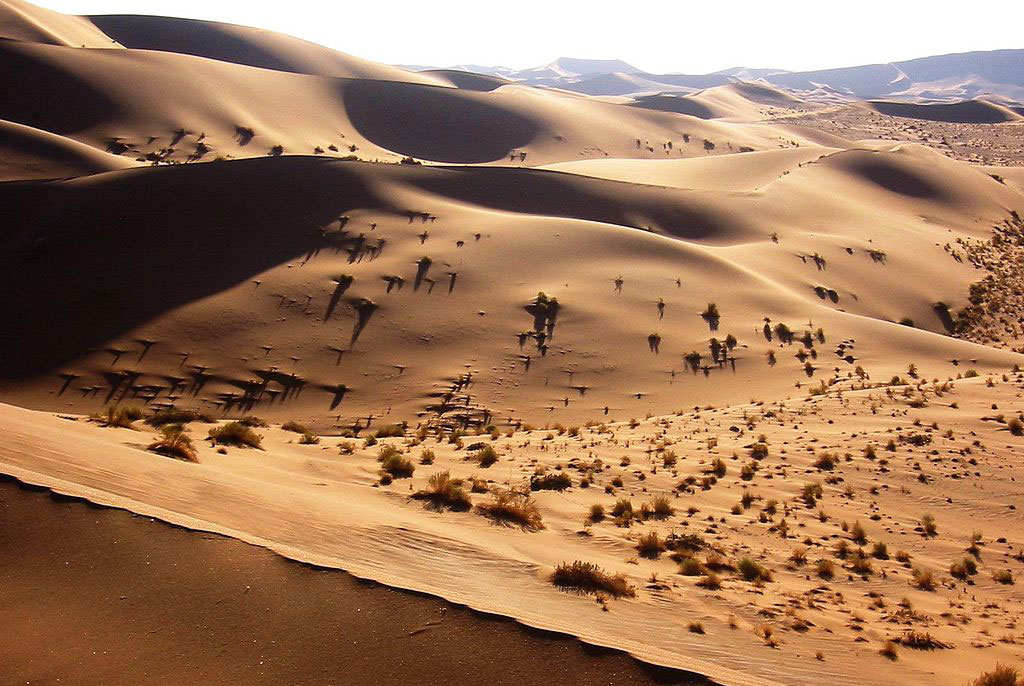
40,0,1024,73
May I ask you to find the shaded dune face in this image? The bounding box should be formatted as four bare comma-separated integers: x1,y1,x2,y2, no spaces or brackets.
392,166,754,243
0,43,118,135
0,158,382,379
630,96,716,120
870,100,1021,124
342,80,540,163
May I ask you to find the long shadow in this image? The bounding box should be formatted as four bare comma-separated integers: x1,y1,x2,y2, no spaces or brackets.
351,300,377,345
0,157,384,380
325,276,353,321
414,258,431,291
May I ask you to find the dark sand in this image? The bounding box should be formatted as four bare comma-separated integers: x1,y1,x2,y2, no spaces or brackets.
0,478,708,686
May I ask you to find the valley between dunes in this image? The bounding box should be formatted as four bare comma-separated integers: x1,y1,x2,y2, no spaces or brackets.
1,1,1023,684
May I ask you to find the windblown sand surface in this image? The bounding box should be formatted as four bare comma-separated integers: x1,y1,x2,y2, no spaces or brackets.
1,2,1023,685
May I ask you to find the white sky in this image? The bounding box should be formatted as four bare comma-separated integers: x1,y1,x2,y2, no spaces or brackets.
39,0,1024,73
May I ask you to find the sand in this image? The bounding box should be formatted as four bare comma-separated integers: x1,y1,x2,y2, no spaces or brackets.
1,2,1023,685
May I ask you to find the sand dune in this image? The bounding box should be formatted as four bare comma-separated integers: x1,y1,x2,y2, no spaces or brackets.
867,99,1024,124
0,118,137,180
2,4,1024,686
88,13,445,85
0,0,119,47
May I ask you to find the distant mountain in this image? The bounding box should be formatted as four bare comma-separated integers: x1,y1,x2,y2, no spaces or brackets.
404,50,1024,103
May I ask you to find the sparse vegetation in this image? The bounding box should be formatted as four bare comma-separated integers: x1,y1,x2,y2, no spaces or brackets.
147,424,198,462
208,421,263,449
476,490,544,530
552,561,635,598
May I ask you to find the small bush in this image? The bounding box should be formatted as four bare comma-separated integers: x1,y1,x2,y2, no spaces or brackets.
282,420,310,434
967,664,1021,686
736,557,772,582
381,453,415,478
816,558,835,579
209,421,263,449
476,490,544,530
474,445,499,468
145,408,212,427
710,458,727,477
237,415,268,428
679,557,705,576
911,568,936,591
696,572,722,590
812,452,836,471
93,404,145,428
637,531,666,558
993,569,1014,585
530,472,572,491
147,424,198,462
588,503,605,522
299,432,320,445
650,495,674,518
921,513,938,537
374,424,406,438
879,640,898,660
412,471,471,510
688,621,705,634
552,561,635,598
419,449,435,464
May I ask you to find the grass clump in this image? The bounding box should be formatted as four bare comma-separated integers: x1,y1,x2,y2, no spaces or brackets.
236,415,268,428
967,664,1021,686
911,568,936,591
92,404,145,428
147,424,198,462
552,561,635,598
530,471,572,491
636,531,666,558
374,424,406,438
299,432,320,445
473,445,499,468
208,421,263,449
412,471,471,511
380,452,415,478
736,557,772,582
476,490,544,530
282,420,310,434
145,408,212,427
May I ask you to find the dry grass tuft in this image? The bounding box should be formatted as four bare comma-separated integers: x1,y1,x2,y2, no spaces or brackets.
147,424,198,462
208,421,263,449
552,561,635,598
476,490,544,530
412,471,471,511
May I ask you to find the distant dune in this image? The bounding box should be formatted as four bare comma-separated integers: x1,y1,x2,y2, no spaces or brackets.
867,99,1023,123
2,4,1023,686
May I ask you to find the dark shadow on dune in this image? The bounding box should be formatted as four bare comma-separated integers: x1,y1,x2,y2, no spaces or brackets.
343,80,539,163
0,42,120,136
869,100,1016,124
630,95,715,119
392,166,750,243
0,157,383,380
423,69,509,92
844,156,944,199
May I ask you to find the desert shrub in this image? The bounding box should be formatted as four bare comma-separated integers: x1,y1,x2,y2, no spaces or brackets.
688,621,705,634
145,408,212,427
237,415,268,428
879,640,898,660
588,503,605,522
381,453,415,478
812,453,836,471
710,458,727,477
611,498,634,518
921,513,938,537
967,664,1021,686
679,557,705,576
898,631,950,650
850,520,867,544
850,551,874,575
871,542,889,560
950,558,978,579
696,572,722,590
911,568,936,591
801,482,823,507
1008,417,1023,436
419,448,435,464
662,449,678,467
147,424,197,462
476,490,544,530
636,531,666,558
750,442,769,459
473,445,499,467
650,495,674,518
209,421,263,448
530,471,572,491
993,569,1015,585
374,423,406,438
789,547,807,565
736,557,772,582
552,561,634,598
93,404,146,428
816,558,835,579
299,432,320,445
412,471,471,510
282,420,310,434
